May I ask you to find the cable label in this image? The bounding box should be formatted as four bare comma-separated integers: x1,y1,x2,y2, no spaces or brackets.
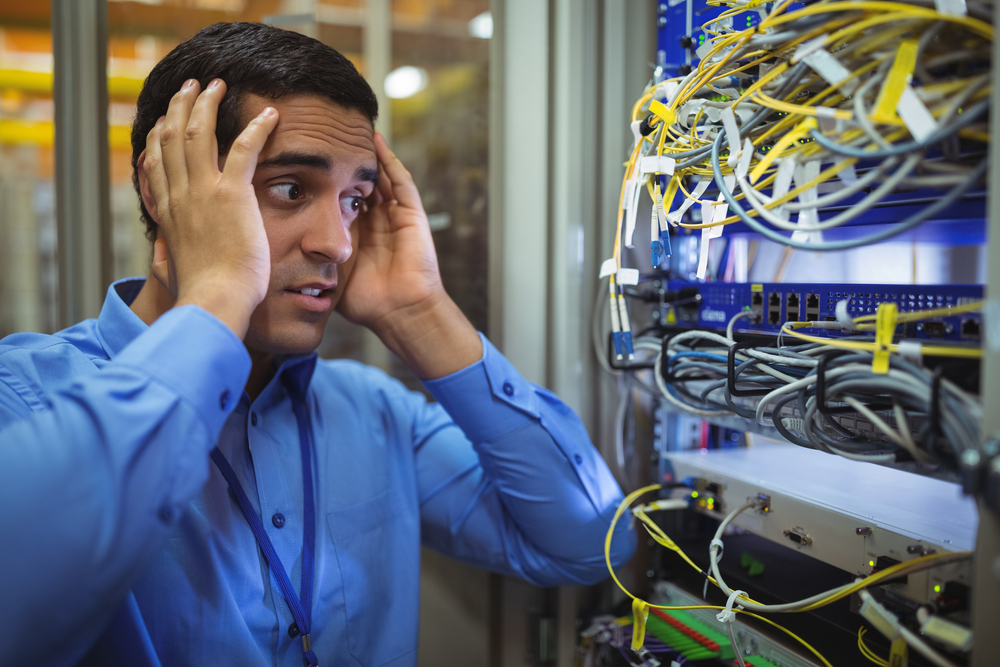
873,302,899,374
872,40,919,125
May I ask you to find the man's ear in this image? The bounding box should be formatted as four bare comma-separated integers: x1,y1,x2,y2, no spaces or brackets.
136,150,160,223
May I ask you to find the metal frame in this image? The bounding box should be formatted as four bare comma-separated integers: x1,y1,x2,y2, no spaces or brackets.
52,0,112,328
971,0,1000,661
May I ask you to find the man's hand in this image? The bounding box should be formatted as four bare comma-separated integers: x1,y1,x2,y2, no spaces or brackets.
337,134,482,379
140,78,279,339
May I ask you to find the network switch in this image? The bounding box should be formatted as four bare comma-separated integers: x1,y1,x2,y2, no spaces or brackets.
661,280,983,342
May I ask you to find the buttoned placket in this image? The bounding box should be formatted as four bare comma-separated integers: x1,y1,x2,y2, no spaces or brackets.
244,378,313,664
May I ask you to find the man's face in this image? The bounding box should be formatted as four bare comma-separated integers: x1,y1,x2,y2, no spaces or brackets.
232,93,377,357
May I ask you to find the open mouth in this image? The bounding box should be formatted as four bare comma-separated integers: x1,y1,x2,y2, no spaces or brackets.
284,285,335,311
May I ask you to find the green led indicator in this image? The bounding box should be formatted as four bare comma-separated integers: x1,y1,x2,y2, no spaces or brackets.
934,584,942,593
691,491,699,498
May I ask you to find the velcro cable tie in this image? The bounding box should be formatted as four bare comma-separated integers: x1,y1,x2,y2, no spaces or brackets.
871,40,919,124
873,302,899,374
631,599,650,651
649,99,676,127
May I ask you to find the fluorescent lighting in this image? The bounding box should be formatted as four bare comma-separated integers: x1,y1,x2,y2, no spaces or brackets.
384,66,428,99
468,11,493,39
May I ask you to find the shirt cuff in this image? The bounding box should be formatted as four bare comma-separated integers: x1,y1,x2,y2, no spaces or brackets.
422,333,541,443
114,305,251,438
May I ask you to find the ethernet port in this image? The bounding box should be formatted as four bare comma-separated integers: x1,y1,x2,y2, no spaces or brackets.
767,292,782,325
786,293,801,321
750,291,763,324
962,318,981,340
805,293,820,320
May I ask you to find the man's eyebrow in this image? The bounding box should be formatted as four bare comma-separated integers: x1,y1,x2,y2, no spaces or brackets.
256,151,332,171
356,166,379,184
256,152,378,185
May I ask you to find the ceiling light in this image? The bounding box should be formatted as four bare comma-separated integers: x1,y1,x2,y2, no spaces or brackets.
384,66,428,99
468,11,493,39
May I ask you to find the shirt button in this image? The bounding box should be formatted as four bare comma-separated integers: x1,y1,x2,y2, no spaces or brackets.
574,454,583,464
288,622,300,638
503,382,514,396
219,390,230,411
251,412,258,427
272,512,285,528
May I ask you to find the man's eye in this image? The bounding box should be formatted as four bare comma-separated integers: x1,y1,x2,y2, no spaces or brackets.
269,183,301,200
343,196,362,212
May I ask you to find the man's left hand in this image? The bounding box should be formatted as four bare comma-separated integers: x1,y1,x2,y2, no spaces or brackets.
337,133,482,379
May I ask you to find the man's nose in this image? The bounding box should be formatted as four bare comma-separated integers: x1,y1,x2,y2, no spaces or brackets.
301,205,353,265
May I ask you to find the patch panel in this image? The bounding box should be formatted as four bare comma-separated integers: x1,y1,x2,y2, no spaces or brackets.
663,280,983,342
650,581,824,667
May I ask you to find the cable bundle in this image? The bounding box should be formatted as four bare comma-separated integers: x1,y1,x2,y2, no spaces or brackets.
611,300,982,472
613,0,992,270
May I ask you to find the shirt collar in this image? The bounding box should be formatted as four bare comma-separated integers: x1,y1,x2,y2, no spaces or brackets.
95,276,319,396
95,277,150,359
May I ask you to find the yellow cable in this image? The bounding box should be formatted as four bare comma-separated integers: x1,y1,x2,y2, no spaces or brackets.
781,321,982,359
853,300,983,330
858,627,890,666
604,486,834,667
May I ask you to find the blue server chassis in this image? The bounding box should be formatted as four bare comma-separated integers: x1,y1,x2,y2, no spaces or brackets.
666,280,983,342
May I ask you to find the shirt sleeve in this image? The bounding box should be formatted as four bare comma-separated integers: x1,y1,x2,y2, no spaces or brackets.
0,306,250,667
413,334,636,587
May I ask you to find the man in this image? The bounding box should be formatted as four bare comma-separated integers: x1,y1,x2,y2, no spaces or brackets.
0,22,634,667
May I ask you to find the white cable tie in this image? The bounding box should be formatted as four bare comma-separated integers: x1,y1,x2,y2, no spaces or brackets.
630,120,642,147
791,34,829,64
667,176,712,225
710,538,725,562
721,107,742,168
838,162,858,186
803,49,858,96
896,340,923,364
712,175,736,223
677,100,705,128
772,157,796,221
641,155,676,175
599,258,617,279
835,299,856,331
695,41,715,61
658,80,681,105
935,0,967,15
704,106,724,123
624,179,641,248
897,85,939,143
815,106,838,133
736,138,754,181
716,589,746,624
617,268,640,286
697,216,714,280
793,161,823,244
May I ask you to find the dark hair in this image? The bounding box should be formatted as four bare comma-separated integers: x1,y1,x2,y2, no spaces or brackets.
131,22,379,240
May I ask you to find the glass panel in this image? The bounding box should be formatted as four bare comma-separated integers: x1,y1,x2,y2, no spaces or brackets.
0,20,58,336
316,0,491,390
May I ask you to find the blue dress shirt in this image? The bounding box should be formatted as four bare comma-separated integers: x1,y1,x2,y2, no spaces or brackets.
0,278,635,667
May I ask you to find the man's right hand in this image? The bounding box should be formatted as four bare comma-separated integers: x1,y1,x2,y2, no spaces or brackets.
139,78,279,339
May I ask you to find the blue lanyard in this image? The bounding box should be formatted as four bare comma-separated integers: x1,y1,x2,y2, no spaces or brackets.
210,377,319,667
